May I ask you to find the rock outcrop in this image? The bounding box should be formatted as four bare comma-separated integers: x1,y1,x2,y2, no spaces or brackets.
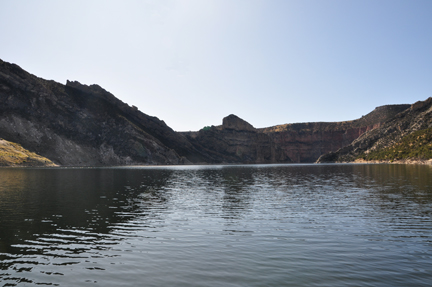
183,115,284,163
0,59,210,166
317,98,432,163
222,114,256,132
183,105,409,164
260,104,410,162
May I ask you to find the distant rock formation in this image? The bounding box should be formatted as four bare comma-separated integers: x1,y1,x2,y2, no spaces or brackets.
182,105,409,164
316,97,432,163
0,58,422,166
260,104,410,163
182,115,280,164
222,114,256,131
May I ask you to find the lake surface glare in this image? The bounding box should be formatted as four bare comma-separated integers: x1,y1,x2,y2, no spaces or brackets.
0,164,432,286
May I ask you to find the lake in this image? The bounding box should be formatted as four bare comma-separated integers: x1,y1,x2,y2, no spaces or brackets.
0,164,432,286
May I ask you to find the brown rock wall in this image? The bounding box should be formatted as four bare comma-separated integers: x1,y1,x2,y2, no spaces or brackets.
266,126,377,163
187,104,409,164
317,97,432,163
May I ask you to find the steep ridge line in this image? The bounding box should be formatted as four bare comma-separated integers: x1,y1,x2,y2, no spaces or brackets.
0,58,417,166
317,97,432,163
0,59,213,166
182,104,409,164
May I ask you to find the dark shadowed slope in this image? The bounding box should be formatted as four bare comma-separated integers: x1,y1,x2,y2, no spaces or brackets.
0,59,210,166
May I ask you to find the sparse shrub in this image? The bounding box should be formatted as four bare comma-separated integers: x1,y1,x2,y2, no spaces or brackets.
201,126,212,131
359,127,432,161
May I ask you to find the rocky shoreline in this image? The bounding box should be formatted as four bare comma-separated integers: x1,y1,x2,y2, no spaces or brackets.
353,158,432,165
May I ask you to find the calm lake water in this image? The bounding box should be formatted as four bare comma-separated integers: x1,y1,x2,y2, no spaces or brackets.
0,164,432,286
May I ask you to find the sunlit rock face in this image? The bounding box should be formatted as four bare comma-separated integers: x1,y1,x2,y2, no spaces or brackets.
260,106,408,163
317,98,432,163
258,104,410,163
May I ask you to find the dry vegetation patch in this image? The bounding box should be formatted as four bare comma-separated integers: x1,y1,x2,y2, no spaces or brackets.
358,127,432,162
0,139,57,166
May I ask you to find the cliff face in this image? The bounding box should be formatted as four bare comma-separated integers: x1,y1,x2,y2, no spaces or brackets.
183,115,285,164
0,59,208,166
260,105,410,163
184,105,410,164
261,125,370,163
317,98,432,163
0,58,417,166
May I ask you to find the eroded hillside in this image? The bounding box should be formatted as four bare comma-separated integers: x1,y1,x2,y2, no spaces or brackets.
317,97,432,163
0,59,210,166
0,58,420,166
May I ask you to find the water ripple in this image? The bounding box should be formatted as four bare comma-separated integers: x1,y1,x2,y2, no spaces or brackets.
0,164,432,286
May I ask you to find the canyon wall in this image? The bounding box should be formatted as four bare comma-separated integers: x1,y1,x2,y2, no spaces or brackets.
260,104,410,162
183,115,286,164
317,97,432,163
184,105,410,164
0,58,414,166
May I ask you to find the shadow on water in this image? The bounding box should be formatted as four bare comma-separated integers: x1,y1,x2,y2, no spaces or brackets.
0,167,175,285
0,168,174,246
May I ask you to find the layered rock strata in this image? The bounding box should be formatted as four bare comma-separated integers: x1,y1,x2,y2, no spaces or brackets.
317,98,432,163
183,115,285,164
261,104,410,163
184,105,410,164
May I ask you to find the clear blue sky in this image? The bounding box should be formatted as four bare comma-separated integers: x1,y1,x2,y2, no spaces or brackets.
1,0,431,131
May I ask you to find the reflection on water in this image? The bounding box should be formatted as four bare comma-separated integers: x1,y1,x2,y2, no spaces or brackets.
0,164,432,286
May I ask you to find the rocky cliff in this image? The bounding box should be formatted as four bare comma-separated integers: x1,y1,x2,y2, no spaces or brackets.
317,98,432,163
183,105,409,164
260,104,410,162
0,58,419,166
183,115,285,164
0,59,210,166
